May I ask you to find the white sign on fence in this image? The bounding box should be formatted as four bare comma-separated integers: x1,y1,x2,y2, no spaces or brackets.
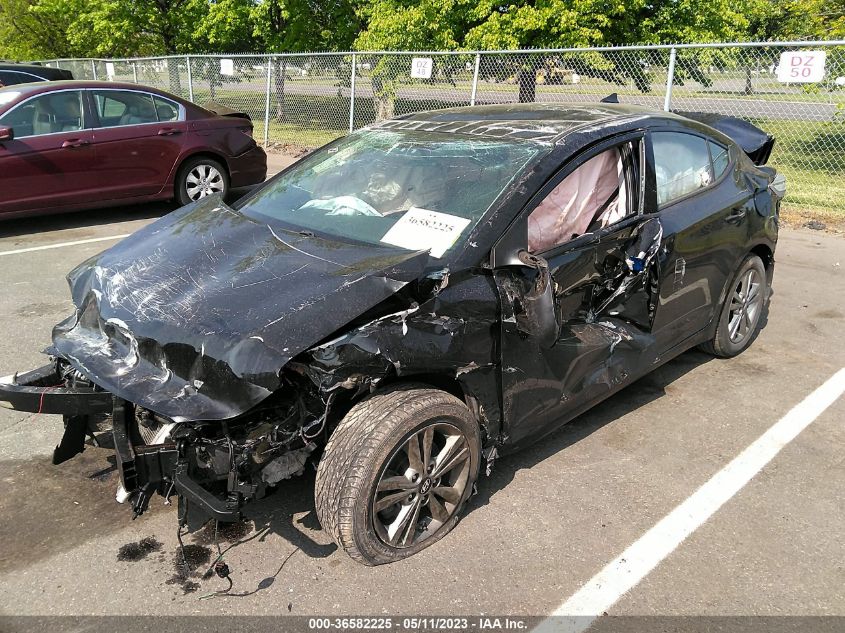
410,57,433,79
776,51,826,83
220,58,235,76
105,62,115,79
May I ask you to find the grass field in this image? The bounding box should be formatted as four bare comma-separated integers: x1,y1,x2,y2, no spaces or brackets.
757,119,845,224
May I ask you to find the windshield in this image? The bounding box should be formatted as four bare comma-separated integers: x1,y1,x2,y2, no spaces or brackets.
238,129,542,258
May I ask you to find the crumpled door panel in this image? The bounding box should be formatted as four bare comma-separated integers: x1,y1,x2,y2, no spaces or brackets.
588,217,664,328
494,218,665,447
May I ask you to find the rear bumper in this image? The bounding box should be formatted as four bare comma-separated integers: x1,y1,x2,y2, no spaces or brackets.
229,144,267,188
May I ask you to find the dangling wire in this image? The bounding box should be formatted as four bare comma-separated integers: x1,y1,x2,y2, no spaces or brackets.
175,523,189,571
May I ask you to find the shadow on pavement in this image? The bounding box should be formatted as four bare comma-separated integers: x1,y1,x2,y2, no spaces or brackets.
240,470,337,560
467,349,716,517
0,187,258,240
218,349,716,562
0,203,175,239
0,350,710,580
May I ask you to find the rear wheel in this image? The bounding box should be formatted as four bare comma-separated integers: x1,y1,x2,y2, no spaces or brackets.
700,254,768,358
314,384,481,565
176,156,229,205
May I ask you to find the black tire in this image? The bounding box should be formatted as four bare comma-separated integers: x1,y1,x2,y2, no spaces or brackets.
314,383,481,565
176,156,229,206
700,254,768,358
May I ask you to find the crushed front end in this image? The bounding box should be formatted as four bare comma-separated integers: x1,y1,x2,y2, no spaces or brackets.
1,355,331,528
0,196,439,529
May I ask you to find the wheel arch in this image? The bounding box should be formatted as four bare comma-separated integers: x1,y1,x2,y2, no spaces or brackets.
172,150,231,197
706,241,775,344
326,372,493,448
749,242,775,285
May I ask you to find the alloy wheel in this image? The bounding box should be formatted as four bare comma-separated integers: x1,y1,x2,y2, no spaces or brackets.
186,164,225,201
372,422,472,548
728,267,763,343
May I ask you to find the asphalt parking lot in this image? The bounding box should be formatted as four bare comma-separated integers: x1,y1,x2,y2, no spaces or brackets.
0,170,843,624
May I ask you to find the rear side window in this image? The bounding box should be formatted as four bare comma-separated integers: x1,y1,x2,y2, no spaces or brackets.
652,132,713,206
709,141,730,180
153,96,178,121
93,90,158,127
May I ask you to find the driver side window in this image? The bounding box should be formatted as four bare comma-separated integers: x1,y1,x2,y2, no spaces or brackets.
528,140,640,254
0,91,85,138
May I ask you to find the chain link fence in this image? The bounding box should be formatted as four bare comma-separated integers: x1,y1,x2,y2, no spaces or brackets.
41,41,845,215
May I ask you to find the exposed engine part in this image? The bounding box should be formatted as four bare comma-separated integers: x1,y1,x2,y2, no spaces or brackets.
136,407,167,445
261,443,316,485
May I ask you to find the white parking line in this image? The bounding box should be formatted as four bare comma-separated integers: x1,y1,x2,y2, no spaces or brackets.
537,367,845,633
0,234,130,257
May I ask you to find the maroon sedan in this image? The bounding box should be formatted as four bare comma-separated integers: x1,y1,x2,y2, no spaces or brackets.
0,81,266,218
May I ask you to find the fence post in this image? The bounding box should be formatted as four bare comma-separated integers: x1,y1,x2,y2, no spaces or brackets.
264,55,272,146
663,46,677,112
91,59,97,80
349,52,357,133
132,61,138,84
186,55,194,102
470,53,481,106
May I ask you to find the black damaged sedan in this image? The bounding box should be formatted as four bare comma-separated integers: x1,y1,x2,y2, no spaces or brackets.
1,103,784,565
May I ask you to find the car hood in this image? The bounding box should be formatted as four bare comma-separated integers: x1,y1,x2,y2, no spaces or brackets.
52,196,429,421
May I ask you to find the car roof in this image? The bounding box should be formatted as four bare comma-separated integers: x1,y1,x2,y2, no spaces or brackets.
0,80,203,114
376,102,683,143
0,80,183,100
0,62,54,72
0,63,70,78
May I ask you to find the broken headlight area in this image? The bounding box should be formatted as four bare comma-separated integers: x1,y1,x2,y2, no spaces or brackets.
115,374,328,529
1,357,330,530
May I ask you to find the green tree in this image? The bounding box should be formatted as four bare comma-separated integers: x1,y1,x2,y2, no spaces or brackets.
192,0,256,99
356,0,749,110
355,0,470,118
196,0,255,52
67,0,211,91
0,0,87,59
251,0,359,120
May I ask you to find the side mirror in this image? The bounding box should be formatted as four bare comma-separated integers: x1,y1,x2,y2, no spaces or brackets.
0,126,13,142
515,250,560,348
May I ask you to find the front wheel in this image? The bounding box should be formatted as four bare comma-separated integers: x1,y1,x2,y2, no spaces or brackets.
314,384,481,565
176,157,229,205
700,254,768,358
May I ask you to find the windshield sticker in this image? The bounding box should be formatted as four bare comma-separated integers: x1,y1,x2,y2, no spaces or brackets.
311,145,357,174
380,208,471,258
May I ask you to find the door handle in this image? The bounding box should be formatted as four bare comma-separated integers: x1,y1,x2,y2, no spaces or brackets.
724,208,747,225
61,139,90,149
157,128,180,136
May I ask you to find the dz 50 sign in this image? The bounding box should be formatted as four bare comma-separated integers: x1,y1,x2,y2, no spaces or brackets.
776,51,826,83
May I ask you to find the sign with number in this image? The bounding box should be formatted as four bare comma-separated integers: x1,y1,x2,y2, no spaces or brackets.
410,57,433,79
776,51,826,83
220,58,235,76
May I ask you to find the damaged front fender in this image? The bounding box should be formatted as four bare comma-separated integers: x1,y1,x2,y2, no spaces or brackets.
52,196,431,422
296,270,504,446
